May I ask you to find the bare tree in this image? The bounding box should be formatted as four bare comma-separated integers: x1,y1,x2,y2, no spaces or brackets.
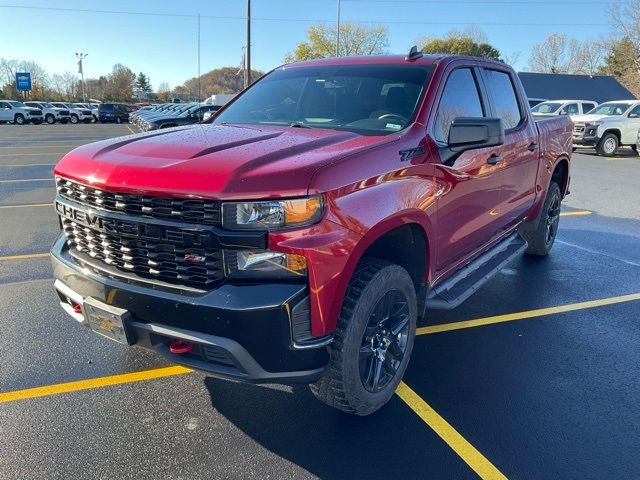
61,71,77,100
529,34,572,73
609,0,640,72
502,51,522,67
574,40,607,75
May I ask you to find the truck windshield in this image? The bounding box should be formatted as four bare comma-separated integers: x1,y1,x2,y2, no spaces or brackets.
8,101,25,108
531,102,561,113
214,64,434,135
588,103,633,116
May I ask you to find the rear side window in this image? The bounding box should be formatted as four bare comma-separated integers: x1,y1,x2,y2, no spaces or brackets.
100,104,114,112
483,69,522,130
563,103,579,115
433,68,484,143
582,102,596,113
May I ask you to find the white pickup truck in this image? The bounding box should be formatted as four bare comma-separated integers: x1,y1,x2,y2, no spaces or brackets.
531,99,598,118
572,100,640,156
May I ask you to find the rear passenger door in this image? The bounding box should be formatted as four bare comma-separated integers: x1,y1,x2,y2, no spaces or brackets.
432,66,506,273
0,102,11,121
622,104,640,144
480,67,539,230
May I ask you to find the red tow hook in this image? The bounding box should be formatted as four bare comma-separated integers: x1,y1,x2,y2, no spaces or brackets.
73,303,82,314
169,339,193,355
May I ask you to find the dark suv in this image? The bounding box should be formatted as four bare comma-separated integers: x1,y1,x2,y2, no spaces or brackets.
98,103,132,124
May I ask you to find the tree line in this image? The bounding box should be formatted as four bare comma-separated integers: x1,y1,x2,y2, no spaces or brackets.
0,60,155,102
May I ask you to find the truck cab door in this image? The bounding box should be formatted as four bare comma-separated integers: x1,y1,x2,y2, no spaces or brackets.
622,104,640,144
430,67,506,274
0,102,10,121
480,67,538,230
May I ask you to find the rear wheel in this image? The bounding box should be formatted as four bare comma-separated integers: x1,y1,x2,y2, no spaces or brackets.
521,182,561,256
14,114,25,125
596,133,619,156
311,259,417,415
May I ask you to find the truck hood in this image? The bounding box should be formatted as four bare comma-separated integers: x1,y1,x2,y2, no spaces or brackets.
54,124,396,200
570,114,611,123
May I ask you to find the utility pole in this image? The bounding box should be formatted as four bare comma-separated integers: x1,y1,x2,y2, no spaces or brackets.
336,0,341,57
75,52,88,103
197,13,201,102
245,0,251,89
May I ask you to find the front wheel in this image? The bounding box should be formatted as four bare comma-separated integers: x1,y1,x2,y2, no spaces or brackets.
14,114,25,125
70,114,79,124
520,182,561,256
311,259,417,416
596,133,619,156
116,116,123,124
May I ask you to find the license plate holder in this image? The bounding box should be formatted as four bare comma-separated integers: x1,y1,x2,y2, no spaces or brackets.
83,297,132,345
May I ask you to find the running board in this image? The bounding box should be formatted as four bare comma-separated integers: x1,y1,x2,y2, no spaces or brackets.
426,233,528,310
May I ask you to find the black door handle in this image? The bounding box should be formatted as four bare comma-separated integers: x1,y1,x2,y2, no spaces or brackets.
528,142,538,152
487,154,502,165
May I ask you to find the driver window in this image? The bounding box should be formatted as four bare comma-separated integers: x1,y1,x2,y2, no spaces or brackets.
434,68,484,143
628,105,640,117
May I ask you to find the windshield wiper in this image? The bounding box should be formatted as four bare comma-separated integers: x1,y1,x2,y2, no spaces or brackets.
289,122,313,129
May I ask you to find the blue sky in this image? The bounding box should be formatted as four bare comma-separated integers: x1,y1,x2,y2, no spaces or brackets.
1,0,613,90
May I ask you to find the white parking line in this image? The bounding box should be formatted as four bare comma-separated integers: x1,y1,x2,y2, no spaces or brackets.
0,178,54,183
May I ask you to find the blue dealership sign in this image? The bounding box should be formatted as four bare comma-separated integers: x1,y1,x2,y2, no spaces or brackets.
16,72,31,91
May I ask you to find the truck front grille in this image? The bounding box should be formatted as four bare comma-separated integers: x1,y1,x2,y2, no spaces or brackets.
573,123,585,133
62,217,224,288
56,177,221,226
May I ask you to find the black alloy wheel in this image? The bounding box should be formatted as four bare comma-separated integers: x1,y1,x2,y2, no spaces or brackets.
359,289,410,393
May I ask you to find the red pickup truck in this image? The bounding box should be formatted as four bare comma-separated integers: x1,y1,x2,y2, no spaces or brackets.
52,52,572,415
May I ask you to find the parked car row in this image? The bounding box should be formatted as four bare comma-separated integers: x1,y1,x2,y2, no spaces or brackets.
0,99,101,124
532,98,640,156
129,102,220,131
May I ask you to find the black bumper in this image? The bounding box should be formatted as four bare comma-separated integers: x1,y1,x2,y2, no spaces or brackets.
51,235,329,384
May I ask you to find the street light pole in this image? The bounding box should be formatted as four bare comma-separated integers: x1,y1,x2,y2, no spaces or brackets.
197,13,201,102
336,0,341,57
75,52,87,103
245,0,251,89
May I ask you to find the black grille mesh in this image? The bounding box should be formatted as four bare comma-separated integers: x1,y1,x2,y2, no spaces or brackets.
62,218,223,288
56,177,221,226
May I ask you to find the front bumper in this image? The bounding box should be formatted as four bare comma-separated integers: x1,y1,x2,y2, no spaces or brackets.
51,234,330,383
572,126,599,147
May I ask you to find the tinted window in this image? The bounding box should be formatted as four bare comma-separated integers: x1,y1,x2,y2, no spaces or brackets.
433,68,484,143
483,69,522,130
629,105,640,116
582,103,596,113
99,104,114,112
563,103,579,115
215,64,434,135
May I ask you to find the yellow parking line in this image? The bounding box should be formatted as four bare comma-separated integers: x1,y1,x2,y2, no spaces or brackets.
126,125,136,134
0,253,50,261
0,366,193,404
0,203,52,209
396,382,508,480
560,210,592,216
417,292,640,336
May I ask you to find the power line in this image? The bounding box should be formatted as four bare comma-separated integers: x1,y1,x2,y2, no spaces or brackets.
0,5,611,26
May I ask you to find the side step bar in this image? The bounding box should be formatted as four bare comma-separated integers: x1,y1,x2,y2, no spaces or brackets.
426,232,528,310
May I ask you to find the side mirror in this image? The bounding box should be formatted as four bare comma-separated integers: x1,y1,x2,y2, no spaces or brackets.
441,117,504,165
559,110,568,115
629,113,639,118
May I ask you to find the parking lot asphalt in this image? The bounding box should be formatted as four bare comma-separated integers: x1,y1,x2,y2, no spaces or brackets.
1,124,639,479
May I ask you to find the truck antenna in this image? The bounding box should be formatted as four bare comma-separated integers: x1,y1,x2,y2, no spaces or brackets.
405,45,423,61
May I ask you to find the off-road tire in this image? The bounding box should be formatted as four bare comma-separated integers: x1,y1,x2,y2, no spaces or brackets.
596,132,619,156
14,114,25,125
310,259,417,416
521,182,561,256
45,114,55,124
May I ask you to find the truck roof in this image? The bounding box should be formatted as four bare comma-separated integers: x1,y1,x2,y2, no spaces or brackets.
283,54,509,69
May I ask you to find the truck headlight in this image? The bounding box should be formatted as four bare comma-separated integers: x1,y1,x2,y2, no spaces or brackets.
222,196,323,231
223,250,307,278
